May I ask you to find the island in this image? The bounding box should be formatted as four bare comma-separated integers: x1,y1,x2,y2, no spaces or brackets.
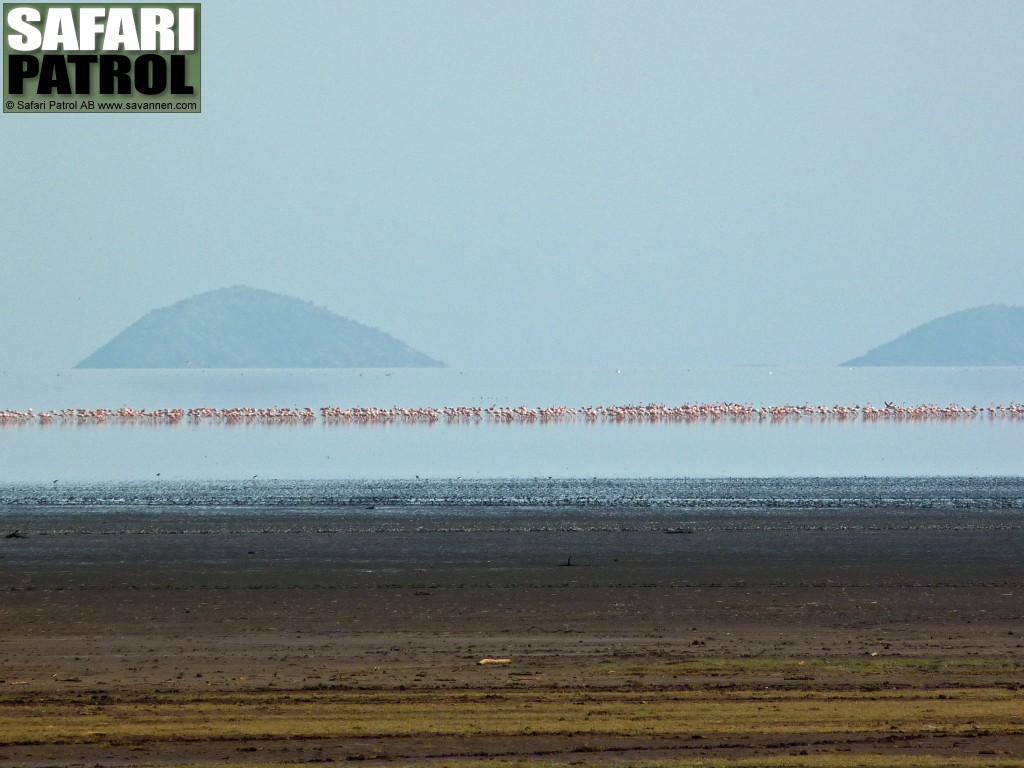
843,304,1024,366
76,286,445,368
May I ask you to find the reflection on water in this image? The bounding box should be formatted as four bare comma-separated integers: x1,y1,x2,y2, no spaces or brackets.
0,367,1022,480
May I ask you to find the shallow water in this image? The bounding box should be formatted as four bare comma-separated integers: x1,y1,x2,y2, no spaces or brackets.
2,476,1023,511
1,367,1022,480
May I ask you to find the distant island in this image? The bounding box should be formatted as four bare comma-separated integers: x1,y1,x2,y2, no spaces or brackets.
843,305,1024,366
76,286,445,369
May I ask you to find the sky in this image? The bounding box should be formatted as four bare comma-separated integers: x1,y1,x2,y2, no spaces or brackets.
2,1,1022,369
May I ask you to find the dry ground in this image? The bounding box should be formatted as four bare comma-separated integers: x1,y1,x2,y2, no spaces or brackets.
0,507,1022,766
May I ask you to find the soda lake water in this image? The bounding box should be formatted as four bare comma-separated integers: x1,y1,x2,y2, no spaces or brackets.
0,367,1022,481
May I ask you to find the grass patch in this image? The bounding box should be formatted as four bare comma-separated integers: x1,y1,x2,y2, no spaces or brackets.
0,687,1021,746
591,656,1021,677
159,756,1024,768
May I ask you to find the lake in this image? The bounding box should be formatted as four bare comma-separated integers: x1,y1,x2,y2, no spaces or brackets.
0,366,1022,481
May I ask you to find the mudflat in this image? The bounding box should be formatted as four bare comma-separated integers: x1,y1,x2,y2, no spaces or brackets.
1,505,1022,766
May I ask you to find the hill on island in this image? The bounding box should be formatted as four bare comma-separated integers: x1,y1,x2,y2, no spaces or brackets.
843,305,1024,366
76,286,445,368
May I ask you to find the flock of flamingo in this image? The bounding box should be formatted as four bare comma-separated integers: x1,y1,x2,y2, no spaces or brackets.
1,402,1023,426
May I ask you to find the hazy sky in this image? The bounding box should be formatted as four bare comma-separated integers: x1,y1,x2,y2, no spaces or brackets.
2,1,1021,369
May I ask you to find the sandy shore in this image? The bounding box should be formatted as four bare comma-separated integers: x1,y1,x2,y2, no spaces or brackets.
1,506,1022,765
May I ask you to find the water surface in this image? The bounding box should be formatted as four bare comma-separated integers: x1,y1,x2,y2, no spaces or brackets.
1,367,1021,480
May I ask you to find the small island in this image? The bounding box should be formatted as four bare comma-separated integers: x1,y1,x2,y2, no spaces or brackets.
76,286,445,369
843,304,1024,366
